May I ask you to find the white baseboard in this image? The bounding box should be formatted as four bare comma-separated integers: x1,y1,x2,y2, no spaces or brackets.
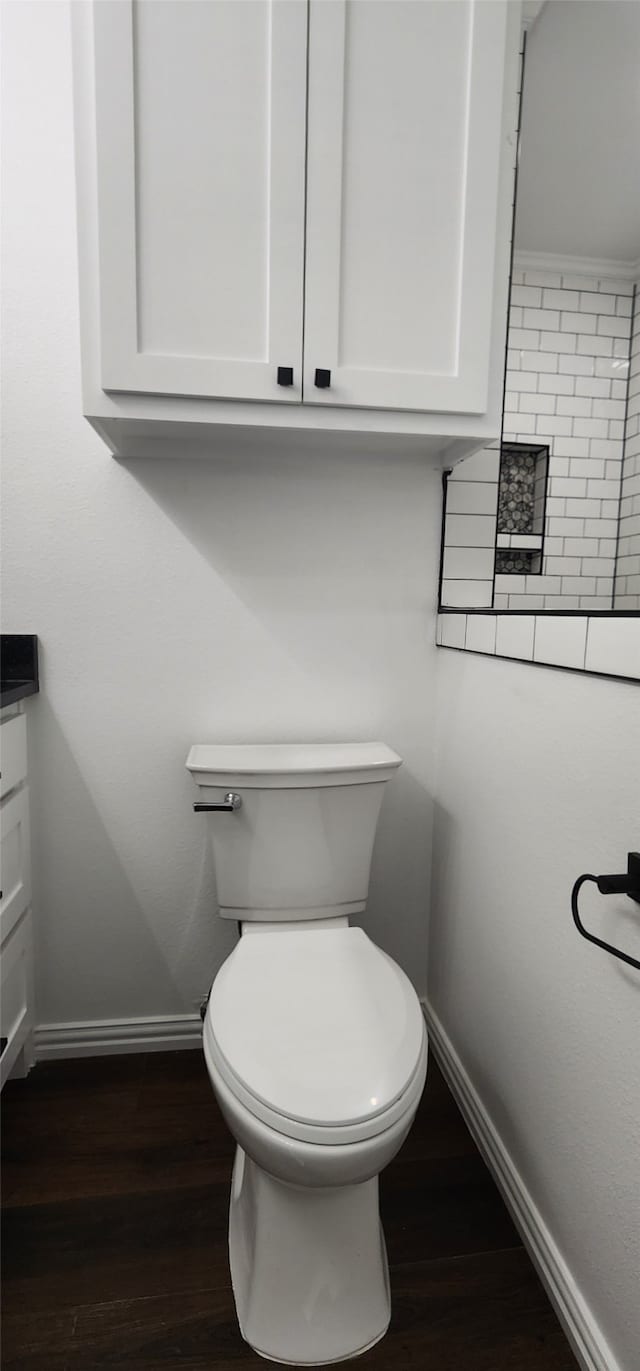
422,1000,621,1371
34,1013,203,1060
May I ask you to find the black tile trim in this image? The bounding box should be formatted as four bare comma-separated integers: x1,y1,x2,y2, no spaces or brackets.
437,642,639,688
439,607,640,618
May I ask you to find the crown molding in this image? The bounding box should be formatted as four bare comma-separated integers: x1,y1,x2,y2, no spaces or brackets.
514,249,639,284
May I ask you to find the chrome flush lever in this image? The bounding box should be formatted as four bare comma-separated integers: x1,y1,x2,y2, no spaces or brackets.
193,793,242,813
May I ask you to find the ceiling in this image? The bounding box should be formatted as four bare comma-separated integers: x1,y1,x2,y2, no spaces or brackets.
514,0,640,263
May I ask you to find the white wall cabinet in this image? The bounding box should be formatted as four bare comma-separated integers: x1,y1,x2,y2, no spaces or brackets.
73,0,520,457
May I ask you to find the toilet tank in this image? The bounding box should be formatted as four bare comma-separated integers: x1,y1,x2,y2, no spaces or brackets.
186,742,402,921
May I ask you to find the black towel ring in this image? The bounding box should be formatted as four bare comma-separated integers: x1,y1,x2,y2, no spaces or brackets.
571,856,640,971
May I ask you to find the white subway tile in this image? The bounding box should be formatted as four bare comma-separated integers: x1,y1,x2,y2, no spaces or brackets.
465,615,497,655
595,357,625,379
538,373,575,395
565,497,602,517
575,376,611,398
511,285,542,307
495,616,536,660
542,288,579,309
590,438,624,460
541,331,575,353
520,351,559,373
509,306,524,327
449,449,500,482
581,557,615,576
507,595,545,610
551,477,586,497
523,308,561,330
597,313,631,339
507,372,539,392
440,581,493,608
573,418,609,438
577,335,614,357
562,578,597,595
561,311,596,334
615,295,633,317
584,518,619,538
440,615,467,649
553,437,590,457
446,515,497,547
525,575,561,593
580,291,616,314
545,557,582,575
599,278,634,296
443,547,495,580
586,479,622,498
593,398,626,420
534,615,587,670
536,416,573,437
494,574,525,594
519,392,556,414
585,618,640,679
547,517,585,536
556,395,592,417
512,413,537,434
446,481,499,515
570,458,605,478
509,329,541,349
563,537,598,556
559,354,595,376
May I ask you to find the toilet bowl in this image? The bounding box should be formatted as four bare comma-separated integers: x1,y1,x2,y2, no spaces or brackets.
187,742,427,1365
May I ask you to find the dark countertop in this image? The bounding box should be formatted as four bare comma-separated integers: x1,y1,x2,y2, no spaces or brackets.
0,636,39,708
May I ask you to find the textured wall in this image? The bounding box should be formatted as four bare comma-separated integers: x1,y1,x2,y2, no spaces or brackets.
1,1,439,1025
431,647,640,1371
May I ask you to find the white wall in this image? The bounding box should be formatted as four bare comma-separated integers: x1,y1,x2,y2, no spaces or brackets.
1,1,439,1025
430,649,640,1371
515,1,640,260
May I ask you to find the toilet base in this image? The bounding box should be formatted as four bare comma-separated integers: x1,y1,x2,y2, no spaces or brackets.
228,1147,391,1366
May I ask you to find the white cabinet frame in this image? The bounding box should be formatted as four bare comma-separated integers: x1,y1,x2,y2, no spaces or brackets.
92,0,308,402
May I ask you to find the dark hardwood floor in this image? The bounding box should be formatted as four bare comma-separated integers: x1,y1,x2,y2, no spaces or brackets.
1,1049,578,1370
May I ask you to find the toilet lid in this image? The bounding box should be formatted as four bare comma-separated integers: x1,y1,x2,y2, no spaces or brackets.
208,927,424,1127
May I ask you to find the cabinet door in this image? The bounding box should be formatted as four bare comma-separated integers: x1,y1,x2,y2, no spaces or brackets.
92,1,307,401
304,0,509,414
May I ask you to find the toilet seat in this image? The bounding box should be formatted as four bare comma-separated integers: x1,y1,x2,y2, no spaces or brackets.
204,926,427,1146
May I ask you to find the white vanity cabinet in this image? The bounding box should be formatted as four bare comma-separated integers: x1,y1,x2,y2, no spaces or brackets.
0,706,35,1087
73,0,520,457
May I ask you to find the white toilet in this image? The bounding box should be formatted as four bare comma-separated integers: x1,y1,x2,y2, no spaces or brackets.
186,742,427,1366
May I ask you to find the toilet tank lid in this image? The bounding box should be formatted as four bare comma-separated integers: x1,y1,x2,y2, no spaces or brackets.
186,741,402,788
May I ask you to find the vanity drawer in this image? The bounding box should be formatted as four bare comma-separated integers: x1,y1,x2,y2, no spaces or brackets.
0,907,32,1089
1,712,27,800
0,786,31,944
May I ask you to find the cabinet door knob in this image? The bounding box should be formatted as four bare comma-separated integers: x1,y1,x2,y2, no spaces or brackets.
314,368,331,389
277,366,294,386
